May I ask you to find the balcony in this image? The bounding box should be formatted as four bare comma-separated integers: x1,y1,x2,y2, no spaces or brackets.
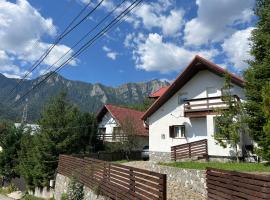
183,96,239,118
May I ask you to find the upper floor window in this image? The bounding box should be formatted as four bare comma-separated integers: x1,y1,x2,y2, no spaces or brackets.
169,125,185,138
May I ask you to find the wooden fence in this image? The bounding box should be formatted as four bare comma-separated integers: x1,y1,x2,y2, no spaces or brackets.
57,155,167,200
86,151,142,162
206,168,270,200
171,139,208,161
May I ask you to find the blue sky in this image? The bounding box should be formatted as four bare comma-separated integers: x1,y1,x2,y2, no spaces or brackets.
0,0,256,86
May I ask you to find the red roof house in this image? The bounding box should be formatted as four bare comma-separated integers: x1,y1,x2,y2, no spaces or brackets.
97,104,148,137
149,86,169,99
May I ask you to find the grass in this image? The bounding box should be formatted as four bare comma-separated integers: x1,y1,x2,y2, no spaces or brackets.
159,162,270,172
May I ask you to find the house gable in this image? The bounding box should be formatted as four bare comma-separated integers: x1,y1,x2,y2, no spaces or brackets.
142,55,244,120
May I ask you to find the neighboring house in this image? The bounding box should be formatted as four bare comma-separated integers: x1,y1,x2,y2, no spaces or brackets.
148,86,169,100
96,104,148,149
14,123,40,135
142,55,253,162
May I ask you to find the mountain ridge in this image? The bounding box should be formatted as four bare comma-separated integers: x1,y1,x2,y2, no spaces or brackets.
0,72,170,122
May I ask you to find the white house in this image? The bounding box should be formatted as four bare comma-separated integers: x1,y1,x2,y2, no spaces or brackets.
97,104,148,149
142,55,253,162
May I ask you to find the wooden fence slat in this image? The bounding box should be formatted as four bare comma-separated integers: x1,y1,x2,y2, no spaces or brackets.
207,168,270,200
57,154,167,200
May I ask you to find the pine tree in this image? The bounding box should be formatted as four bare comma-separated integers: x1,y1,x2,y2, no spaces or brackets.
18,92,98,187
0,121,24,182
244,0,270,160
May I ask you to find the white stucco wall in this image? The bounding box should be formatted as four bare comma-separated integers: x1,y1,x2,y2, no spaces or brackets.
148,70,246,157
98,112,148,148
98,112,119,142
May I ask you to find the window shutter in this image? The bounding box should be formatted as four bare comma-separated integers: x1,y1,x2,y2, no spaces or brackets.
169,126,174,138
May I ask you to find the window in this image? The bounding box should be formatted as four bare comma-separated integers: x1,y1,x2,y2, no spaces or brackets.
178,93,188,105
169,125,185,138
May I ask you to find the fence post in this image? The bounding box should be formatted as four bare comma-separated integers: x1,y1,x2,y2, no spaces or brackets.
173,147,176,161
129,168,135,198
189,143,191,158
162,174,167,200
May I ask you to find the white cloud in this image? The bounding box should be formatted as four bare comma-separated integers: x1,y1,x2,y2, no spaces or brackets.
222,27,254,71
184,0,255,46
128,1,184,37
102,45,119,60
132,33,218,73
0,0,76,78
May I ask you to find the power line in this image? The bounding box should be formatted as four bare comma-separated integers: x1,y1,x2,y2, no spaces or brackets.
7,0,104,100
11,0,142,107
33,0,128,84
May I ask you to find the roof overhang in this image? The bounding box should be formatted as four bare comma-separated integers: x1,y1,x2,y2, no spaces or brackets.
141,55,245,120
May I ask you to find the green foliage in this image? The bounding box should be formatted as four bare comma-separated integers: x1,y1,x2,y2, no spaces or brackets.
0,121,25,181
160,162,270,172
124,98,155,112
258,84,270,159
244,0,270,160
18,92,98,188
214,74,245,161
0,183,18,194
61,193,68,200
67,178,84,200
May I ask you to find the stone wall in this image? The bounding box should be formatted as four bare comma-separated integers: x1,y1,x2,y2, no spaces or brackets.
54,173,108,200
124,161,207,197
149,151,171,162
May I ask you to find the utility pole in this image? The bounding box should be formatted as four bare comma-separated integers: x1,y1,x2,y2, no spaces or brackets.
21,98,28,125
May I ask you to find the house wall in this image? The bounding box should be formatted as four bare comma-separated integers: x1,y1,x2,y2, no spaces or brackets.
98,112,119,142
98,112,148,149
148,70,246,160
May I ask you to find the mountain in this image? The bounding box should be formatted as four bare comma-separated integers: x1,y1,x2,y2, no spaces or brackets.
0,73,170,122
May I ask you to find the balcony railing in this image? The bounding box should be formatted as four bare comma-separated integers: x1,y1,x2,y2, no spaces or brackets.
97,133,127,142
183,95,239,117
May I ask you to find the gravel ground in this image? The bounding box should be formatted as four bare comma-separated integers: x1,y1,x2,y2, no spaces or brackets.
123,161,206,200
0,194,14,200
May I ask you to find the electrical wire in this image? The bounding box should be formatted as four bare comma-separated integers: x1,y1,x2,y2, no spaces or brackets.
11,0,143,107
7,0,104,99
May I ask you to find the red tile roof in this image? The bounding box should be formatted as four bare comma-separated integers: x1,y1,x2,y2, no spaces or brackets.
149,86,169,98
142,55,245,120
97,104,148,137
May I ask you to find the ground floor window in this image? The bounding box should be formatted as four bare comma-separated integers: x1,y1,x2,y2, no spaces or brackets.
169,125,185,138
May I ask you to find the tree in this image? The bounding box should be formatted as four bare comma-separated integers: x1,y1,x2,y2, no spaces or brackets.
77,112,98,153
0,121,24,183
125,98,155,112
119,117,141,160
244,0,270,160
214,74,245,162
259,84,270,159
19,92,97,187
